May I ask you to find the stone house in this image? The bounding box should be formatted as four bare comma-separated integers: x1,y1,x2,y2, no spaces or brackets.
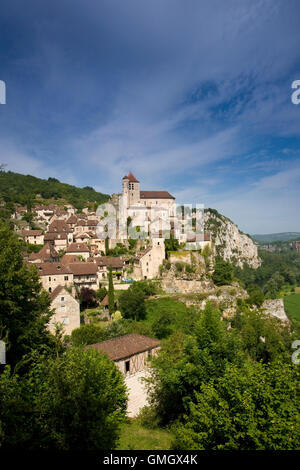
48,285,80,336
22,229,44,245
66,242,90,260
28,242,60,263
132,240,165,280
47,219,73,244
36,262,73,293
87,334,160,376
67,262,99,290
44,232,68,250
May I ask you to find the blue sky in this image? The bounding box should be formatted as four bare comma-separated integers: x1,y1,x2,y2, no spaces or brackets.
0,0,300,233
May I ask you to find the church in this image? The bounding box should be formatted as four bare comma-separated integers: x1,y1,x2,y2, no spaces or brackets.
118,172,177,240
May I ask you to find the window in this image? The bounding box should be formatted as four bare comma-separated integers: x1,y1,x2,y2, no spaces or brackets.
125,360,130,373
61,316,69,325
61,297,65,302
49,287,52,293
49,276,51,281
60,305,66,312
64,276,68,281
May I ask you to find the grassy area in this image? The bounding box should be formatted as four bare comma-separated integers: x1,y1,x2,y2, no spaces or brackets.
283,293,300,323
117,420,173,450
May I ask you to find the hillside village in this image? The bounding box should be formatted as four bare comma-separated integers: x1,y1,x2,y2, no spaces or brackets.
6,172,266,340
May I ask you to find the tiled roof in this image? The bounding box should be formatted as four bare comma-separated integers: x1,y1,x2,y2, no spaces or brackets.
68,263,98,275
28,242,59,261
61,254,83,264
48,220,71,233
87,256,124,269
36,262,72,275
22,230,43,236
86,334,160,361
44,232,68,240
66,242,90,253
140,190,175,200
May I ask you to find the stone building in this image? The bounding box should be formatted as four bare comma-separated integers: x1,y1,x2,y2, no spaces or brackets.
28,242,60,263
36,262,73,293
22,229,44,245
66,242,90,260
48,285,80,336
87,334,160,376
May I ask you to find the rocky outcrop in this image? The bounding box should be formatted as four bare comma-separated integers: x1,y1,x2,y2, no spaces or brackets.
204,209,261,268
262,299,290,323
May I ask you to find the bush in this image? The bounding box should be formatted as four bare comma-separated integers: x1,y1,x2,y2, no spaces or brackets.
0,349,127,450
212,260,234,286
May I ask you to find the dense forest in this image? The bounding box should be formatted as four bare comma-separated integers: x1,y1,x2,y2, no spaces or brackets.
0,169,110,210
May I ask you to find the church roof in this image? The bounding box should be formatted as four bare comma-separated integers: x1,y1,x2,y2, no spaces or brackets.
123,172,139,183
140,190,175,200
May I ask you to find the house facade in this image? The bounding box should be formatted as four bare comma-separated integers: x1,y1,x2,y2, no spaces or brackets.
48,285,80,336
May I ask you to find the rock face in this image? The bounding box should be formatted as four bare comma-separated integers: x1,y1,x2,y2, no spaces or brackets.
262,299,290,323
204,209,261,268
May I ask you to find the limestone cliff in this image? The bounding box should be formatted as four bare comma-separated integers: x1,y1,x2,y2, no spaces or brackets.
204,209,261,269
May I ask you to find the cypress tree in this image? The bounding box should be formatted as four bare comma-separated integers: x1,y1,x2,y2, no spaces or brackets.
108,264,114,315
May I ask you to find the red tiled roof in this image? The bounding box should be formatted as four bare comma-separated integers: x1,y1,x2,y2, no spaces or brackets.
67,263,98,275
86,334,160,361
28,242,59,261
48,220,71,233
125,172,139,183
87,256,124,269
35,262,72,275
66,242,90,253
140,190,175,200
22,230,43,236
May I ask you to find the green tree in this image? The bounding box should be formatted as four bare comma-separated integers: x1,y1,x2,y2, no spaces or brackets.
118,287,146,321
105,236,109,255
212,259,234,286
0,348,128,450
0,223,54,370
173,360,300,450
70,323,105,347
147,303,244,425
108,264,115,315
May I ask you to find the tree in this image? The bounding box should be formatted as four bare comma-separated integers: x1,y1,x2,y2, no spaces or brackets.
80,287,97,310
212,259,234,286
165,234,180,257
173,360,300,450
118,286,146,321
0,348,128,450
0,222,54,370
146,303,244,425
108,264,115,315
105,236,109,255
70,323,105,347
95,286,107,303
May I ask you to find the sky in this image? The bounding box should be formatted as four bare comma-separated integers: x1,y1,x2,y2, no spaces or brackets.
0,0,300,234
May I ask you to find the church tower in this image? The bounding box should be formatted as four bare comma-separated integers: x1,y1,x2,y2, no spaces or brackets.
124,172,140,206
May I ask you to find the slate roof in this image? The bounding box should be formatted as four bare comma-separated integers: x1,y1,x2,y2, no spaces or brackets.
86,334,160,361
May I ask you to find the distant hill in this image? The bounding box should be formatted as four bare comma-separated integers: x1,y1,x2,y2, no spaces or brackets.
252,232,300,243
0,170,110,210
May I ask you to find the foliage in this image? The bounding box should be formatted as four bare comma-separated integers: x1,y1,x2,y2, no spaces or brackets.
95,286,107,303
108,265,115,315
70,323,105,347
80,287,97,310
165,234,180,257
117,419,173,450
212,259,234,286
0,222,54,370
0,349,127,450
0,170,109,210
173,360,300,450
146,303,244,425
